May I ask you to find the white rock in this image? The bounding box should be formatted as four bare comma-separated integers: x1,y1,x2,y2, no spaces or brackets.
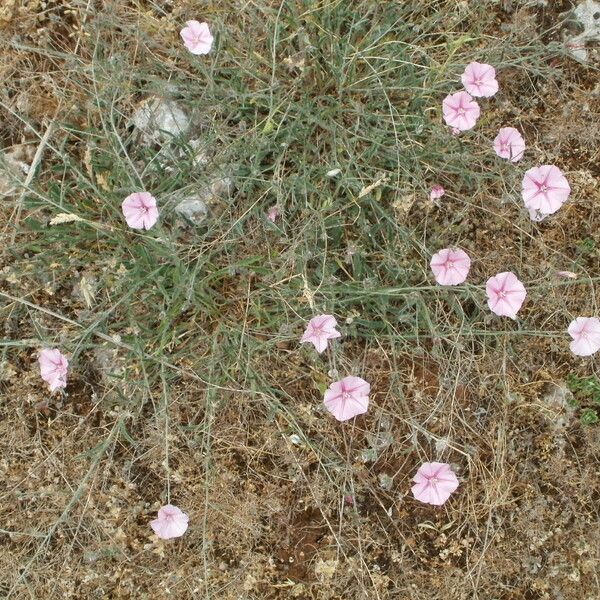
188,138,211,168
0,149,29,197
174,196,209,226
175,177,235,226
131,98,190,144
567,0,600,62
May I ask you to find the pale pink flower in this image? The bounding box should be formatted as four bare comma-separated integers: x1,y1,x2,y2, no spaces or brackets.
150,504,189,540
442,91,480,131
493,127,525,162
38,348,69,392
522,165,570,216
121,192,159,230
430,185,445,200
568,317,600,357
301,314,341,353
267,205,280,222
461,62,499,97
180,21,214,55
411,462,459,506
486,272,527,319
430,248,471,286
451,127,461,136
323,376,370,422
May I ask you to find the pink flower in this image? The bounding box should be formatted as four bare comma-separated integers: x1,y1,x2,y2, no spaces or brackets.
267,205,280,222
430,248,471,286
301,314,342,353
461,62,499,97
38,348,69,392
180,21,214,55
450,127,461,136
568,317,600,357
150,504,189,540
522,165,570,216
486,272,527,319
323,376,370,422
442,91,480,131
493,127,525,162
430,185,445,200
411,462,459,506
121,192,159,230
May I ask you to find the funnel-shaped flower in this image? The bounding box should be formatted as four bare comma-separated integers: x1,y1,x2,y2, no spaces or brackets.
324,376,370,422
301,315,341,353
150,504,189,540
442,91,480,131
493,127,525,162
122,192,159,230
486,272,527,319
180,21,214,55
411,462,459,506
430,248,471,286
38,348,69,392
568,317,600,357
522,165,570,215
461,62,499,97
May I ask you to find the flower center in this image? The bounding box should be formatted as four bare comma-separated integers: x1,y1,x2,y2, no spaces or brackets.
500,143,508,152
474,79,482,86
538,183,548,193
457,107,465,116
341,391,352,402
447,260,455,269
499,290,506,298
429,476,439,484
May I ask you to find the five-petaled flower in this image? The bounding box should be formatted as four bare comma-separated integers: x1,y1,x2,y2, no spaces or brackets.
38,348,69,392
486,272,527,319
324,376,370,422
150,504,189,540
430,248,471,286
493,127,525,162
411,462,459,506
122,192,159,230
461,62,499,97
180,21,214,55
522,165,570,216
442,91,481,131
568,317,600,357
301,314,342,353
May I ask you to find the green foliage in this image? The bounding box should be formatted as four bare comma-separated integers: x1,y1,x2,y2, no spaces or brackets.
580,408,599,427
566,374,600,404
567,375,600,426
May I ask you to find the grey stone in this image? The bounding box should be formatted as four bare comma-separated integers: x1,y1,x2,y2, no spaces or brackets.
131,98,190,144
174,196,209,226
567,0,600,62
